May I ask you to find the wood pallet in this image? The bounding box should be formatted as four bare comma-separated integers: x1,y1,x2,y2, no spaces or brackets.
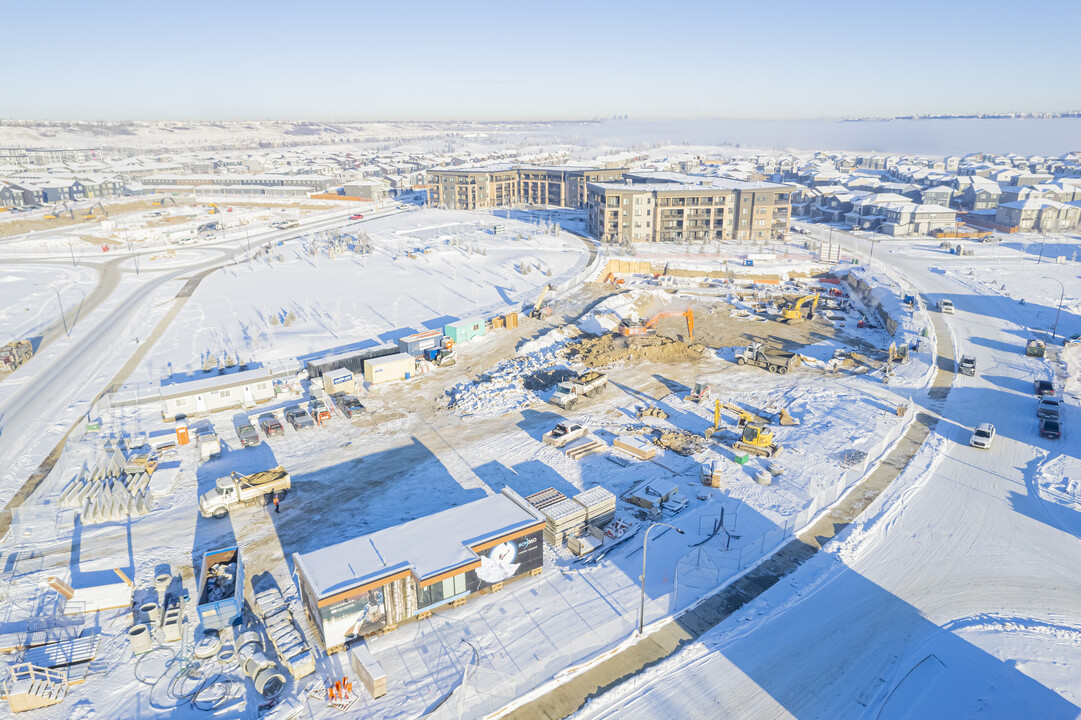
613,436,656,460
22,636,99,669
525,487,567,511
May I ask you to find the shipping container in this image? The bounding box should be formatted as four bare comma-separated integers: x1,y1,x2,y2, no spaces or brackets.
305,344,398,379
363,353,416,385
321,369,355,395
444,318,486,344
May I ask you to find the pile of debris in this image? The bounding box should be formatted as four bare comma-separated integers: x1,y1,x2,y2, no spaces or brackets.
205,562,237,603
564,334,705,368
652,429,707,456
442,344,568,417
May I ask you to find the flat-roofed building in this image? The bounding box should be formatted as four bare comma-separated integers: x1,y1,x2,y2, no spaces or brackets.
426,166,625,210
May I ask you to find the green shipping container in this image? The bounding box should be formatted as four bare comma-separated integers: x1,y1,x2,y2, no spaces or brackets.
444,318,487,344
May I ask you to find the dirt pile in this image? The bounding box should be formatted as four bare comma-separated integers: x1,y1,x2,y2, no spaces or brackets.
653,429,706,456
563,334,705,368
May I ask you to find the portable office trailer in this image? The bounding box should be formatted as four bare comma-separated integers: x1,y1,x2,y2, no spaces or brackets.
397,330,445,357
321,369,355,395
159,368,275,420
363,353,416,385
444,318,486,344
292,489,545,651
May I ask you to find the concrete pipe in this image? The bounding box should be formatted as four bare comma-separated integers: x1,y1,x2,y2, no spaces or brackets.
237,630,263,652
755,471,772,486
217,646,238,667
237,644,261,675
128,624,153,655
253,666,287,699
140,602,160,624
193,633,223,659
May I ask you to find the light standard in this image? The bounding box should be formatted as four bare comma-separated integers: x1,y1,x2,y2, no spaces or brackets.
458,638,478,720
1043,276,1065,340
44,285,70,337
639,521,685,635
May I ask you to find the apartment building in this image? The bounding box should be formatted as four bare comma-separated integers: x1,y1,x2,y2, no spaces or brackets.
426,166,625,210
586,180,791,243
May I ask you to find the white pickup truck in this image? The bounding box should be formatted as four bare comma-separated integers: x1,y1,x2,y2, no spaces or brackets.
551,371,608,410
543,422,588,448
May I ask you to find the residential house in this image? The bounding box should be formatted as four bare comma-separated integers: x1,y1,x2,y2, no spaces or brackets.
995,200,1081,233
879,204,958,236
920,186,954,207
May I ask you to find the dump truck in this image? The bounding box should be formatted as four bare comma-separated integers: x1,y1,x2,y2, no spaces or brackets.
958,355,976,377
197,546,244,630
734,343,800,375
543,421,588,448
551,371,608,410
199,466,291,519
0,340,34,371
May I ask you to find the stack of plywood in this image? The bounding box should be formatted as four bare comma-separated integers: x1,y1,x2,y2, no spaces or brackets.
613,436,656,460
700,461,724,488
573,487,616,529
541,499,587,548
565,437,605,460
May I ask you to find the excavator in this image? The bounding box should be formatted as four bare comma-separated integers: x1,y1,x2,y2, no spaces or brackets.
529,284,553,319
780,293,820,323
617,308,694,340
44,203,75,220
208,203,221,215
703,399,781,455
602,272,625,285
152,196,177,207
81,200,109,220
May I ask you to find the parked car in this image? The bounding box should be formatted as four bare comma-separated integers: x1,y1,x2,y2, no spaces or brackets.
1033,379,1055,397
969,423,995,449
349,213,364,220
258,414,284,438
334,394,364,418
937,299,954,314
285,406,315,431
1039,418,1062,439
1037,396,1062,421
235,421,261,447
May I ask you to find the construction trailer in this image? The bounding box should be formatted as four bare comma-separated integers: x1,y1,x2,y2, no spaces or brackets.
292,488,545,652
321,369,356,395
159,367,275,420
444,318,486,344
306,344,399,383
363,352,416,385
397,330,446,357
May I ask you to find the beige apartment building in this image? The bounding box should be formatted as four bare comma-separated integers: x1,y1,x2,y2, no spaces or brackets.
586,180,792,243
427,166,625,210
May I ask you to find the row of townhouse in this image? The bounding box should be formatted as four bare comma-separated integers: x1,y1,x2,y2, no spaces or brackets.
0,174,124,208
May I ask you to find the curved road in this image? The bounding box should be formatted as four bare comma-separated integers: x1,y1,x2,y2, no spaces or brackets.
575,229,1081,718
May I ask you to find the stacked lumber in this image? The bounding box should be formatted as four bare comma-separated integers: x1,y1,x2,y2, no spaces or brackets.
565,438,605,460
613,436,656,460
541,499,586,547
525,488,568,512
573,487,616,529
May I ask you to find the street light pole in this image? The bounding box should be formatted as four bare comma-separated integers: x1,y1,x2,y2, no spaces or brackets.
639,521,685,635
48,285,70,337
1043,276,1065,340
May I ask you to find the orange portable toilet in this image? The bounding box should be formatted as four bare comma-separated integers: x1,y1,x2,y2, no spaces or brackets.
175,422,190,446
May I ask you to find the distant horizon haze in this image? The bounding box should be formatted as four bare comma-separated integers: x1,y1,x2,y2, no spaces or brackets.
3,0,1079,121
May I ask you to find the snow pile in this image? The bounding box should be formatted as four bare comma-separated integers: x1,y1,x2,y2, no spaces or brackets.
443,345,571,418
840,265,924,346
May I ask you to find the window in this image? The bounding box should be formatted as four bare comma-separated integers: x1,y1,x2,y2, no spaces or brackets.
220,389,231,398
418,573,468,609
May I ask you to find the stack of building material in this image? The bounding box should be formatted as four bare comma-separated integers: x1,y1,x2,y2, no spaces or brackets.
565,437,605,460
613,436,656,460
252,582,315,680
525,488,568,513
541,499,587,548
350,642,387,699
700,461,724,487
56,460,153,525
573,487,616,529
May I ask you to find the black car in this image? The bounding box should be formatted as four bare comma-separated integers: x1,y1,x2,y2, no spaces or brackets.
1034,380,1055,397
1039,418,1061,439
335,394,365,418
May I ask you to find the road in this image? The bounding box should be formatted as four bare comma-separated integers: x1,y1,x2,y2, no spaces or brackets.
0,206,403,509
574,228,1081,718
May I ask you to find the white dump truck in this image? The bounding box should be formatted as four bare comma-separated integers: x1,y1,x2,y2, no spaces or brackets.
551,371,608,410
199,467,291,519
543,422,588,448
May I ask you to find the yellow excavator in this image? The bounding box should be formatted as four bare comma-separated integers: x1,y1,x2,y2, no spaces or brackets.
781,293,820,323
703,399,782,456
529,284,553,319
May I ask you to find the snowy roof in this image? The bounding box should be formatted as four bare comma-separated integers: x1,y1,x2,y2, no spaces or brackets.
158,367,273,399
293,490,544,600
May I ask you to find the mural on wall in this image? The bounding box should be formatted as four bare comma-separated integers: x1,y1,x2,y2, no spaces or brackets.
322,587,387,641
469,530,543,589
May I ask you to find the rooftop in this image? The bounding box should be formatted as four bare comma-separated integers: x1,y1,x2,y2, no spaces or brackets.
293,489,544,600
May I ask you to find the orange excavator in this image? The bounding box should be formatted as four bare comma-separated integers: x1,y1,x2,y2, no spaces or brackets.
618,308,694,339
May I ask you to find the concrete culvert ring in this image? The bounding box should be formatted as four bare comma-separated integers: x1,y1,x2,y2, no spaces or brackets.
193,634,222,659
216,647,238,666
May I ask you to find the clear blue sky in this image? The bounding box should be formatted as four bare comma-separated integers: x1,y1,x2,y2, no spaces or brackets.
4,0,1079,121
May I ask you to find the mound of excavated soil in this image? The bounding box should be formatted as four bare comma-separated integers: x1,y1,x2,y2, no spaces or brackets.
653,429,707,456
562,334,706,368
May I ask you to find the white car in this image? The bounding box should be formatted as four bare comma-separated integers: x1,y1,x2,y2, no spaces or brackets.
969,423,995,449
938,299,955,314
